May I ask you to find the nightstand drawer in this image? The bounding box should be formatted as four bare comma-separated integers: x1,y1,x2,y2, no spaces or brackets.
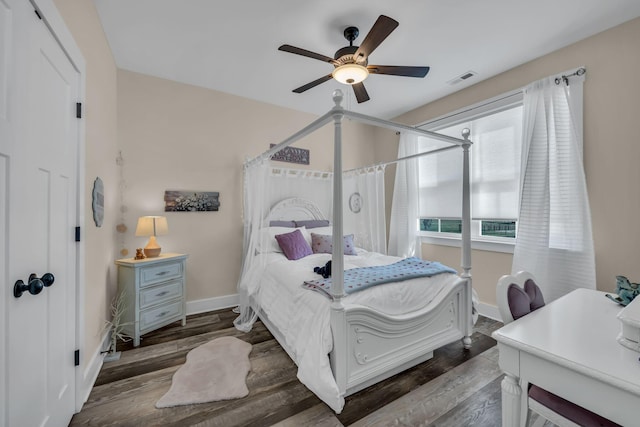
140,300,183,332
140,261,182,287
139,280,183,309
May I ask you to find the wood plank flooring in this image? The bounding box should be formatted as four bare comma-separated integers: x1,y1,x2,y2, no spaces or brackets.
70,310,552,426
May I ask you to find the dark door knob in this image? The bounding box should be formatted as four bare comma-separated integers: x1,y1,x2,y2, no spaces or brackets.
31,273,55,287
13,273,54,298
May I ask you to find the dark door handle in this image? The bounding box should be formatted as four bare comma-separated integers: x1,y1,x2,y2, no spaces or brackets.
13,273,55,298
31,273,55,287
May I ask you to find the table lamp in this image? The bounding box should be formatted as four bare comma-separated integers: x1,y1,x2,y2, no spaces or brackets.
135,216,168,258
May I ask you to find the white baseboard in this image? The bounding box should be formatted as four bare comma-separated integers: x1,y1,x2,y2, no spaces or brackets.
186,293,239,315
76,330,109,411
476,302,502,322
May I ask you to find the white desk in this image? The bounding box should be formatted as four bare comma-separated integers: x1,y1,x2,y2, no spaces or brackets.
492,288,640,426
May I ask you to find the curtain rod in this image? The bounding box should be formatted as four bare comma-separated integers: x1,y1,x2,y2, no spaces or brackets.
555,67,586,86
343,142,462,174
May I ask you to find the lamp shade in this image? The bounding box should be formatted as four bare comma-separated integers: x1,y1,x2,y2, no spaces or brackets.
135,216,169,237
332,64,369,85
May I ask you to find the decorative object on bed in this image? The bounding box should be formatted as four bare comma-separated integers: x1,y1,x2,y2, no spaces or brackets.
234,89,473,413
303,257,457,300
314,260,332,278
135,215,168,258
269,144,310,165
606,275,640,306
155,336,252,408
278,15,429,104
164,190,220,212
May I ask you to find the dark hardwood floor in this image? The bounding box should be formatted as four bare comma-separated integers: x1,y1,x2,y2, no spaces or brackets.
70,309,547,426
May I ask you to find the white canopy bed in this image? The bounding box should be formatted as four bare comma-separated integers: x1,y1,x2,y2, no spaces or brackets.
235,90,474,413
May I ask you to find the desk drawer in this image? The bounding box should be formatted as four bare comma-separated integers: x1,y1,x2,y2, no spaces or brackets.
140,261,183,287
139,280,183,309
140,300,183,332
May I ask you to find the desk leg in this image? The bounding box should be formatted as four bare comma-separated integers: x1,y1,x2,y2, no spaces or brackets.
501,373,523,426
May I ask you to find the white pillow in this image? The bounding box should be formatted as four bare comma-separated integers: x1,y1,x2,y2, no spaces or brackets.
255,226,310,253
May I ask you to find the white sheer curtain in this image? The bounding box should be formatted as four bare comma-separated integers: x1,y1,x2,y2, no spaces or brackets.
512,69,596,302
343,166,387,253
388,133,422,258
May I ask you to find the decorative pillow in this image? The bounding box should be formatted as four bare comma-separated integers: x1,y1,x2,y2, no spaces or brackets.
310,233,357,256
275,229,313,260
269,220,296,228
256,226,309,253
507,279,545,320
294,219,330,229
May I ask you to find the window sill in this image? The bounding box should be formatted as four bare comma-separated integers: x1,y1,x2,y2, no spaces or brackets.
420,235,515,254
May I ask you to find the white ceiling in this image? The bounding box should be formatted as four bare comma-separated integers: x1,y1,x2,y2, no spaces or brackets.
93,0,640,119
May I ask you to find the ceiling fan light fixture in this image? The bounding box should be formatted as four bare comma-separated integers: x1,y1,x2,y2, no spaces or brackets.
332,63,368,85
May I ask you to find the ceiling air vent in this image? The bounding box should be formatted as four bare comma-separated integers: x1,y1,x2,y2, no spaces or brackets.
447,70,477,85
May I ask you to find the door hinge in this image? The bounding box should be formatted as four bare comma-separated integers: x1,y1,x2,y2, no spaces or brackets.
75,226,81,242
74,349,80,366
34,9,42,20
76,102,82,119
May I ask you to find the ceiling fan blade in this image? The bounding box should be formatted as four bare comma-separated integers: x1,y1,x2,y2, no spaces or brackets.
353,15,399,63
278,44,338,65
292,74,334,93
352,82,370,103
367,65,430,78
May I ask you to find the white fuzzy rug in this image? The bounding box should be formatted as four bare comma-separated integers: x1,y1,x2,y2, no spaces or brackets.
155,336,252,408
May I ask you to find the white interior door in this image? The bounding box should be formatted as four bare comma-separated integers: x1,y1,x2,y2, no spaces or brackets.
1,0,79,425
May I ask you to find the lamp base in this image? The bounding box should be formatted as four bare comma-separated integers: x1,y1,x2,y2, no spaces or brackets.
144,247,161,258
143,235,162,258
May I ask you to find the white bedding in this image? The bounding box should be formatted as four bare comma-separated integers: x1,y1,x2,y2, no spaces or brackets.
249,249,459,412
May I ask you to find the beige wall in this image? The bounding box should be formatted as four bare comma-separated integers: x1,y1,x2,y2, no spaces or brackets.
53,0,119,370
117,70,377,302
379,17,640,307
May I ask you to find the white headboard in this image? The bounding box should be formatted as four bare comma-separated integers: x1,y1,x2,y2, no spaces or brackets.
265,198,326,224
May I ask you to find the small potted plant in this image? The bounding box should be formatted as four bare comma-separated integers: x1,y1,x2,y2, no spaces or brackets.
102,290,133,362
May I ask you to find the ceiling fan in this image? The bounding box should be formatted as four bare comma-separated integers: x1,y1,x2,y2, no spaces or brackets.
278,15,430,103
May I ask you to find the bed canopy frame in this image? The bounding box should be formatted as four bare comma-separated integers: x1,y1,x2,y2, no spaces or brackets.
241,89,474,408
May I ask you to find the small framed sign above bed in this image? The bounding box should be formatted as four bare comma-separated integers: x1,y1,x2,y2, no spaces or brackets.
269,144,309,165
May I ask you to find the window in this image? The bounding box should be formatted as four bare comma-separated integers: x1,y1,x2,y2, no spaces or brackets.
417,92,523,247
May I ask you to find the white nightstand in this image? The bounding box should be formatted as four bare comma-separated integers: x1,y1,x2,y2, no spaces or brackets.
115,253,188,347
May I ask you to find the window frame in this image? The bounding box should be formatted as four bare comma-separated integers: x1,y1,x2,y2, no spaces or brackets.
416,90,524,253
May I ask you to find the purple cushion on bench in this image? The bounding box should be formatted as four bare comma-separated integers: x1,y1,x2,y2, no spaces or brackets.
529,385,621,427
507,284,532,320
524,278,545,311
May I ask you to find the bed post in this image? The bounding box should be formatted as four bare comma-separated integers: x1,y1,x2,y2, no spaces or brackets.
329,90,348,396
461,129,473,349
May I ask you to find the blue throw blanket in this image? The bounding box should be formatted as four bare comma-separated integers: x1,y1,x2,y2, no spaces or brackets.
302,257,457,300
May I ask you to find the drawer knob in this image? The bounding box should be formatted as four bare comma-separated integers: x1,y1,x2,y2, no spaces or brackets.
156,291,169,297
157,311,169,318
156,271,168,276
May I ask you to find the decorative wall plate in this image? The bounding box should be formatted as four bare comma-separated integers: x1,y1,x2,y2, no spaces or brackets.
92,177,104,227
349,192,362,213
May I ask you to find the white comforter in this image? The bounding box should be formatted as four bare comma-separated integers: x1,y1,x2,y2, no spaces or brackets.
250,249,458,413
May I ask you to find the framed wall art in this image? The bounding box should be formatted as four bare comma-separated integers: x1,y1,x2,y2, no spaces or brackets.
164,190,220,212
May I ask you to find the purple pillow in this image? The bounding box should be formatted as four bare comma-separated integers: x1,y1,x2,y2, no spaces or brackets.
294,219,330,229
275,229,312,260
311,233,357,255
269,220,296,228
